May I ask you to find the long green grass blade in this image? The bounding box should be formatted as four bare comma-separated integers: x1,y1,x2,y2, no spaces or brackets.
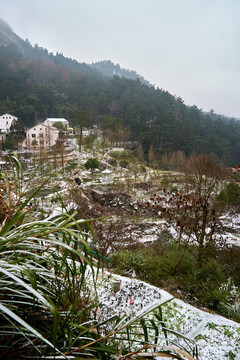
0,303,62,354
0,266,58,315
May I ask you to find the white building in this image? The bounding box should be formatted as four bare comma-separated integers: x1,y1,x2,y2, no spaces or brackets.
0,113,18,133
102,169,113,182
22,124,59,150
44,118,74,135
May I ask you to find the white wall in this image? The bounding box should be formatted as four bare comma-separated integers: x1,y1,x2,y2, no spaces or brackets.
23,124,59,149
0,113,18,133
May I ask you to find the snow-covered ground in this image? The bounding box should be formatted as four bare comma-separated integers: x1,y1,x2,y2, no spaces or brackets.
220,212,240,247
18,146,240,359
96,270,240,360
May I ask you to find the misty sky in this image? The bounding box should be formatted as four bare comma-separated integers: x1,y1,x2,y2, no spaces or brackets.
1,0,240,118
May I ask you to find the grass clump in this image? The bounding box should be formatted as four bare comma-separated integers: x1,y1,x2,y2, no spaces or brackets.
0,155,199,359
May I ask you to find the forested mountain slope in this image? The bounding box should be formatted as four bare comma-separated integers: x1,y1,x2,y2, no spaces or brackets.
0,18,240,165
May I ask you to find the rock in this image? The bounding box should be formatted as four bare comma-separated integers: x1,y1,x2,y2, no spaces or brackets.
113,281,121,293
74,177,81,186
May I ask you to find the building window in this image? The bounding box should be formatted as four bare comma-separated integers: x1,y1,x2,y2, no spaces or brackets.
32,134,36,138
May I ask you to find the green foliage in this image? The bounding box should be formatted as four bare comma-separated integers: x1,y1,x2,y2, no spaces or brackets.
72,109,91,129
85,157,100,170
225,350,236,360
83,133,97,150
111,244,198,287
109,149,134,160
107,158,118,167
161,176,171,189
216,188,228,207
225,183,236,201
99,115,122,132
110,249,146,274
196,259,225,283
52,120,66,131
9,117,25,133
2,132,25,151
0,156,101,357
1,37,240,165
72,110,91,151
119,159,129,168
0,155,198,359
217,182,240,208
108,148,134,171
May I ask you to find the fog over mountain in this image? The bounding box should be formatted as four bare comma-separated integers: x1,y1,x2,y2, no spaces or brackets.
0,17,25,51
0,17,153,86
89,60,152,86
2,0,240,118
0,17,240,166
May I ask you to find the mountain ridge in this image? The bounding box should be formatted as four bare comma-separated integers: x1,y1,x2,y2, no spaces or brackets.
0,17,240,165
0,18,151,85
0,17,28,54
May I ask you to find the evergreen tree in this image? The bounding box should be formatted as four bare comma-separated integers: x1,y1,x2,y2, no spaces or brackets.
72,110,91,152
